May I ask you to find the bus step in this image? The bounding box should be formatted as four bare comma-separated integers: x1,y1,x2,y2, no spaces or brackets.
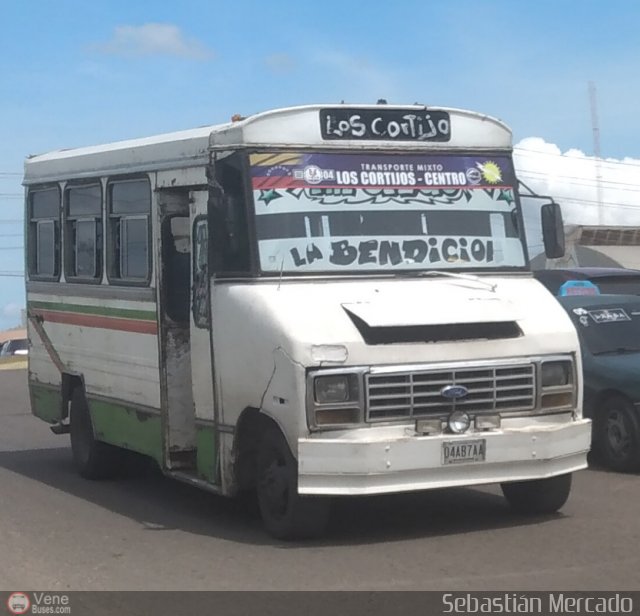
168,448,196,469
168,470,222,494
50,423,70,435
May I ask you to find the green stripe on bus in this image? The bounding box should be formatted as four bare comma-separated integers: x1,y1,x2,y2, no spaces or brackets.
29,300,156,321
30,383,63,423
89,398,163,463
196,425,217,483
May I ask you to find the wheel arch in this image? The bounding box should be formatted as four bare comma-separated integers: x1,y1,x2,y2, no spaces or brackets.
61,372,85,420
591,389,634,419
232,407,288,492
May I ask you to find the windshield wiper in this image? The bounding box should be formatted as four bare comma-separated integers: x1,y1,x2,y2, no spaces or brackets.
411,270,497,293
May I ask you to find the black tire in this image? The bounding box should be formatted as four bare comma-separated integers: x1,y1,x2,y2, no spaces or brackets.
501,473,572,514
256,426,330,540
596,395,640,472
69,387,121,479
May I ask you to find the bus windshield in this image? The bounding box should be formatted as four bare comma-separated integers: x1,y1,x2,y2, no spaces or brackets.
250,151,527,274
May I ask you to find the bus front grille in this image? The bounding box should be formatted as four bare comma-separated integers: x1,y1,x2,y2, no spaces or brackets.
365,364,536,422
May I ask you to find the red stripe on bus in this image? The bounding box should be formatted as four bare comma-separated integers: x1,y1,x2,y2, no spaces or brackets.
253,176,295,190
33,309,158,335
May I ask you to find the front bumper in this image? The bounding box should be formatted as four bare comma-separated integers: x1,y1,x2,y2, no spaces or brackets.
297,417,591,495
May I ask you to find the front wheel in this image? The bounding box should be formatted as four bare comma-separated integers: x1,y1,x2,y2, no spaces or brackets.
501,473,572,514
596,395,640,472
256,426,330,540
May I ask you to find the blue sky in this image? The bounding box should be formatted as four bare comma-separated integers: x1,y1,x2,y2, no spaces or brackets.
1,0,640,328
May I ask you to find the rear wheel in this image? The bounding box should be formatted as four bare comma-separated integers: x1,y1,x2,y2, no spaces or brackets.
256,426,330,540
596,395,640,472
69,387,121,479
501,473,572,514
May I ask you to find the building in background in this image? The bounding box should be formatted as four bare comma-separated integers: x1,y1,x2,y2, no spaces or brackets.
0,327,27,346
531,225,640,270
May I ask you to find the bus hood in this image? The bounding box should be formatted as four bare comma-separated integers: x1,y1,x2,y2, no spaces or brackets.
341,288,519,327
213,274,579,370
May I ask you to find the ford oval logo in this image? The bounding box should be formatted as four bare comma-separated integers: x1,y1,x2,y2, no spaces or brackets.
440,385,469,399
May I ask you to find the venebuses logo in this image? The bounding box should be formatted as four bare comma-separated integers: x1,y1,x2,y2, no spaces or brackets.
7,593,30,615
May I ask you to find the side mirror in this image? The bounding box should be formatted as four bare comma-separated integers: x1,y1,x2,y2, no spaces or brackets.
541,202,565,259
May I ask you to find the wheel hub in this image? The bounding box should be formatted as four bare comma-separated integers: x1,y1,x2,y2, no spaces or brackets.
607,410,630,455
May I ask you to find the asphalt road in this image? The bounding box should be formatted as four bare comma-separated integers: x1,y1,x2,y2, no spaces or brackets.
1,368,639,591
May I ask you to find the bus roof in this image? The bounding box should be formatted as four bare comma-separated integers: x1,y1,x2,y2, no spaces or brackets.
24,104,512,184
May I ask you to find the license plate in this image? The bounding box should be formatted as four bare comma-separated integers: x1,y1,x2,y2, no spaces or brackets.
442,439,486,465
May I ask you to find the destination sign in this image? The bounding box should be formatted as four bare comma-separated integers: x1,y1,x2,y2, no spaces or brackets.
320,108,451,142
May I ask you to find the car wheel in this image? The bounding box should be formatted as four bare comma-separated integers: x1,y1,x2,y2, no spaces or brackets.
256,425,330,540
501,473,572,514
69,387,122,479
596,395,640,472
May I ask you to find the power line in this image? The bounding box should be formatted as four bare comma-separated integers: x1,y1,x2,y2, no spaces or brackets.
517,169,640,193
513,141,640,167
519,172,640,205
520,194,640,211
516,164,640,190
522,195,640,212
513,147,640,169
547,198,640,212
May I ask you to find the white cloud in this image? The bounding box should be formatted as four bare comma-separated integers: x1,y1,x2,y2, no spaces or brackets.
96,23,213,60
515,138,640,227
514,138,640,258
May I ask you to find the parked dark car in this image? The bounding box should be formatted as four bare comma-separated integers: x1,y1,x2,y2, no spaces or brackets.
558,294,640,471
535,267,640,296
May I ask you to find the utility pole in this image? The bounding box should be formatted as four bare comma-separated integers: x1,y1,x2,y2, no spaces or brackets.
588,81,604,225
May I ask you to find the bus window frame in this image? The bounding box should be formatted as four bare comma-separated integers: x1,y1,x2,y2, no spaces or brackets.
106,175,153,287
208,152,257,278
27,184,61,282
63,180,103,284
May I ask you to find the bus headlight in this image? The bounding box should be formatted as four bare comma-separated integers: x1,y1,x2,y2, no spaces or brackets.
308,371,363,429
540,359,575,410
541,361,572,387
315,375,351,404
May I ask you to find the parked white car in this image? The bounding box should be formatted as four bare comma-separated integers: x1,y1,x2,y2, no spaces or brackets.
0,338,28,356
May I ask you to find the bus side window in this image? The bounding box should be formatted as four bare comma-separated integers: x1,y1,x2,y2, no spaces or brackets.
212,155,251,274
28,186,61,280
107,178,151,284
65,183,102,282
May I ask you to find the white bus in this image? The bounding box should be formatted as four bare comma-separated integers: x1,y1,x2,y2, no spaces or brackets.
24,104,591,539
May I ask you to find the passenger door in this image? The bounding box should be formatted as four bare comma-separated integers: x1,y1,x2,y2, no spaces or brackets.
157,190,196,469
189,190,218,482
